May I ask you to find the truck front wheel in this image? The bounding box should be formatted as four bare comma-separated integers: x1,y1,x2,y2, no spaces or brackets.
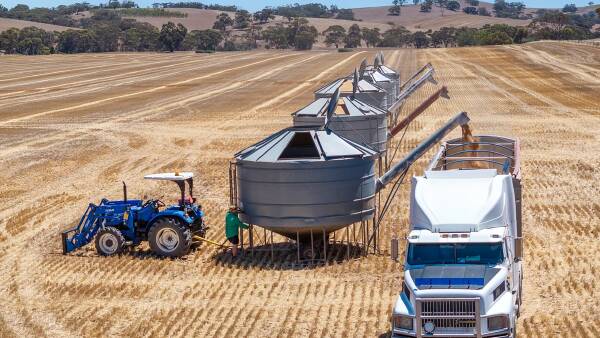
148,218,191,257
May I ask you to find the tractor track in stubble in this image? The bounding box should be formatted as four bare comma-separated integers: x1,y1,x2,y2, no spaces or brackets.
0,51,348,337
1,44,599,337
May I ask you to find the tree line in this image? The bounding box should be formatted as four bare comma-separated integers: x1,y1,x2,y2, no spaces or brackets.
1,3,599,55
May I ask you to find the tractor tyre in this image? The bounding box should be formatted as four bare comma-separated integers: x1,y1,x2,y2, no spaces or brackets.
95,227,125,256
148,218,191,258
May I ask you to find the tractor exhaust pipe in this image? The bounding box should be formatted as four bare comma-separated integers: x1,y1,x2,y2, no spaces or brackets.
376,112,471,192
122,181,127,202
388,86,449,138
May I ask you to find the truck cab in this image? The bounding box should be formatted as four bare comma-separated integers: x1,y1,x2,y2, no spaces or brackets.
392,135,523,338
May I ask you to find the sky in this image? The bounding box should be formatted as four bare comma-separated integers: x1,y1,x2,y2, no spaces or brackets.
1,0,597,11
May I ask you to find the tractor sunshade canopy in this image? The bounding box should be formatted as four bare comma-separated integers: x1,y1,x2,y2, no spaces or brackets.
144,172,193,181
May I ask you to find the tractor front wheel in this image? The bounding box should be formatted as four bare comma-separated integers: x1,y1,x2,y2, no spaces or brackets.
148,218,191,258
95,227,125,256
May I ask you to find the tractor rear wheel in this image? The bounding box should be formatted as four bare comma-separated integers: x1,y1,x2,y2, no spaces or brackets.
95,227,125,256
148,218,191,258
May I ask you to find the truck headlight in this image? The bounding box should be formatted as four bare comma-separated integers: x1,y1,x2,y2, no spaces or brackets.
393,315,413,330
488,315,509,331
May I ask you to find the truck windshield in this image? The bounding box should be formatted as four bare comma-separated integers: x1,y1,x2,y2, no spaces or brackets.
407,243,504,265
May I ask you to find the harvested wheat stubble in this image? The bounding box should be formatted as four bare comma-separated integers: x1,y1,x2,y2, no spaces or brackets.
0,42,599,337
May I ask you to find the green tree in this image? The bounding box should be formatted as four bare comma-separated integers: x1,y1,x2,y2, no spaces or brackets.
534,10,572,39
562,4,577,13
253,8,275,24
361,27,381,47
463,6,478,15
412,31,430,47
213,12,233,32
335,9,355,20
493,0,525,19
389,0,406,16
90,23,120,52
455,27,478,46
189,29,223,51
420,0,433,13
476,30,512,45
159,21,187,52
234,10,251,29
17,37,44,55
262,25,289,48
344,23,362,48
435,0,449,16
447,1,461,11
323,25,346,48
295,30,316,50
0,28,20,53
123,23,159,51
513,26,528,43
287,17,317,49
58,29,96,53
380,25,411,47
430,26,456,47
16,26,54,54
0,4,7,12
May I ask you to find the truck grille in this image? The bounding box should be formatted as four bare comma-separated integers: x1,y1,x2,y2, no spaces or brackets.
417,298,479,330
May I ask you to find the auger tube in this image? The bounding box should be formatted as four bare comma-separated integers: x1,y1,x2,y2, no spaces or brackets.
388,86,449,138
376,111,470,192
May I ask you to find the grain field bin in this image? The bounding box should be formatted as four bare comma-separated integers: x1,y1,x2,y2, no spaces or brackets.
232,127,378,240
291,95,388,153
361,54,400,109
315,76,387,111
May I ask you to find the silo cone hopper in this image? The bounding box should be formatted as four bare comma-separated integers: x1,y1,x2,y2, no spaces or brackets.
232,125,378,241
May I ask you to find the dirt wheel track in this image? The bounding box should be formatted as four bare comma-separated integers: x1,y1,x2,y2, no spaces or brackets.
0,43,599,337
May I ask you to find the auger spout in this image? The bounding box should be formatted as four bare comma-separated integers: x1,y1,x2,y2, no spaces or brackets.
376,112,471,192
388,63,436,114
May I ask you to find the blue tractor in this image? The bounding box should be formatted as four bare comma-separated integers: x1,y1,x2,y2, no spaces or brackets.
62,172,207,257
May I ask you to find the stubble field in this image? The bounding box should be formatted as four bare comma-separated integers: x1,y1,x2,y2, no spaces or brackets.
0,41,599,337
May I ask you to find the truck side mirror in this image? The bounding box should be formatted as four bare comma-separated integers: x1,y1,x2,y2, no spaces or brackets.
514,237,523,262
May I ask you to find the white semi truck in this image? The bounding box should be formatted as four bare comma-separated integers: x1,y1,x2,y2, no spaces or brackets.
391,134,523,338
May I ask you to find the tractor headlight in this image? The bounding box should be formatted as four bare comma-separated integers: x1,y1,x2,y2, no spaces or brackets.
487,315,509,331
393,315,413,330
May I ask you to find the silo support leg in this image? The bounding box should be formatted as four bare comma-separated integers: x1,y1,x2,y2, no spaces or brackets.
270,231,274,261
249,225,254,258
323,229,327,265
296,232,300,263
346,226,350,260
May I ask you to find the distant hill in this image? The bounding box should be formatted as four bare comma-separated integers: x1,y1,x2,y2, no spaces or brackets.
111,8,391,32
121,1,540,33
352,1,532,31
72,1,600,34
0,18,75,32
